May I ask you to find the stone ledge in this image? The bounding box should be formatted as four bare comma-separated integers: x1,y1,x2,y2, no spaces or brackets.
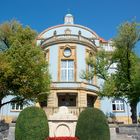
115,124,140,139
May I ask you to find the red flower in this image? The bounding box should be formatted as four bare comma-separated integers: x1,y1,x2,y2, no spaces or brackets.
45,136,79,140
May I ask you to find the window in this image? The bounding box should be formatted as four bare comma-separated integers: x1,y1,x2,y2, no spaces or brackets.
61,60,74,81
112,99,124,112
11,103,23,111
87,95,94,107
58,93,77,107
87,64,93,84
63,48,71,57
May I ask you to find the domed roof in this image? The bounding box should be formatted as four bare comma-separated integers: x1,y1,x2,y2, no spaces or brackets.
65,13,73,17
37,14,100,42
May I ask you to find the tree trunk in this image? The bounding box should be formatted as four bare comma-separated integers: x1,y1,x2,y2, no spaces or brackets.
130,102,137,123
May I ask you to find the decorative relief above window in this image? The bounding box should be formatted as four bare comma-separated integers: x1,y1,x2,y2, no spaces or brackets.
65,28,71,35
58,44,76,82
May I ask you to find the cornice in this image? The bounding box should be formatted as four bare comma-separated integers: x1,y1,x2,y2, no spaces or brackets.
41,39,97,52
37,24,99,39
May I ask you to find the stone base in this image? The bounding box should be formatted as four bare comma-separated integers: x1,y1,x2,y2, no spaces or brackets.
48,106,77,137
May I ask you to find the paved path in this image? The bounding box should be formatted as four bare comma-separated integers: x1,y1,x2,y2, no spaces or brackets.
4,128,135,140
110,128,135,140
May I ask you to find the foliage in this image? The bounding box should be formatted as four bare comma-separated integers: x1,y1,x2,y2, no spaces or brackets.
75,108,110,140
109,22,140,123
81,50,114,81
0,20,36,50
83,21,140,123
15,106,49,140
0,20,51,108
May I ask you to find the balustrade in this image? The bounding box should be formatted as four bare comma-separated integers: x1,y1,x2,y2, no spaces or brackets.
41,34,95,47
44,107,86,117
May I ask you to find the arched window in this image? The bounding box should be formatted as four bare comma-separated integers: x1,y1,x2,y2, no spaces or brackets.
112,99,124,112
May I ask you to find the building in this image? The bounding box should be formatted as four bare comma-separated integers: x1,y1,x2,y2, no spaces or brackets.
37,13,101,116
1,14,140,124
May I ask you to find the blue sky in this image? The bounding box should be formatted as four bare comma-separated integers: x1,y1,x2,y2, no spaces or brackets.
0,0,140,54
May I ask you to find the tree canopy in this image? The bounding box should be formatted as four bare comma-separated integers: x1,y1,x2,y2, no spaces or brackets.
83,21,140,123
0,20,51,108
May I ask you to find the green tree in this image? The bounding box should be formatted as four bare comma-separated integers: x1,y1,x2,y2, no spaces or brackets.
111,22,140,123
75,108,110,140
15,107,49,140
83,21,140,123
0,20,51,108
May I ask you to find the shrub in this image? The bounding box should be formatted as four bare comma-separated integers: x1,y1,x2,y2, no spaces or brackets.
75,108,110,140
15,106,49,140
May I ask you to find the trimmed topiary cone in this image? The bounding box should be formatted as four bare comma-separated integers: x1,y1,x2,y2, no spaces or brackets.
75,108,110,140
15,106,49,140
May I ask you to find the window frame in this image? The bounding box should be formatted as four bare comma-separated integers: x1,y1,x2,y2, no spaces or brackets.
57,93,77,107
61,60,74,82
112,99,125,112
11,103,24,112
